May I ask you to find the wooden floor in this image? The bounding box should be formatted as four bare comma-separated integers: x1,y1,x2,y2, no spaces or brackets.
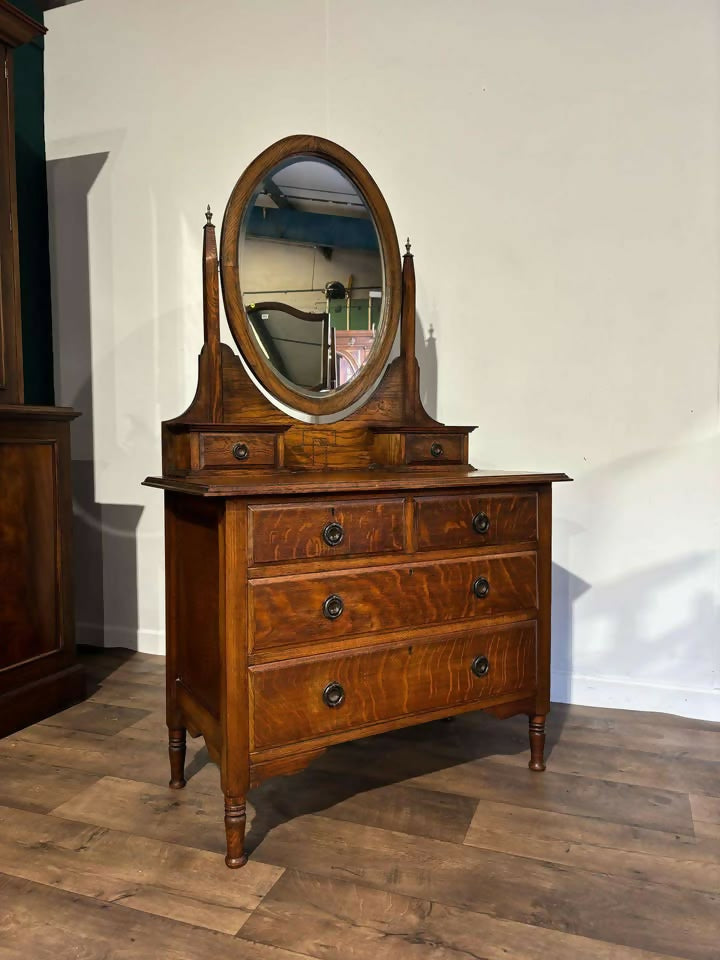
0,648,718,959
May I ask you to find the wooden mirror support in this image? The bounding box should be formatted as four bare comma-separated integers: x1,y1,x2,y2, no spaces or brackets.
145,135,570,868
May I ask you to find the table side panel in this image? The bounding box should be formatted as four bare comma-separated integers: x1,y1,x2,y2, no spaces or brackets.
166,496,222,722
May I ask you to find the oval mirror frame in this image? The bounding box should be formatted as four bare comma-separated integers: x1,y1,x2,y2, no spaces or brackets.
220,135,401,416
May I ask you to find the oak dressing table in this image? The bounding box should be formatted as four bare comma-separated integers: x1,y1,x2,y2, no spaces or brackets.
144,135,569,867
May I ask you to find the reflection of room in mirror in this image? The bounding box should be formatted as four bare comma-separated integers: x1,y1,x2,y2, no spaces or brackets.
239,158,383,392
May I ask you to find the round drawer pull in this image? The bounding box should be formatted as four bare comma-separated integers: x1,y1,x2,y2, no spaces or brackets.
322,681,345,708
472,577,490,599
322,521,344,547
471,655,490,678
232,442,250,461
322,594,344,620
430,442,444,458
472,511,490,535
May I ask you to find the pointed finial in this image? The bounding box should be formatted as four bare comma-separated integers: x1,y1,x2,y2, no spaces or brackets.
405,237,412,255
205,204,213,225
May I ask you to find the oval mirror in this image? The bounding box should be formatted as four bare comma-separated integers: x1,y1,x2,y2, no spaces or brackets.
220,136,401,416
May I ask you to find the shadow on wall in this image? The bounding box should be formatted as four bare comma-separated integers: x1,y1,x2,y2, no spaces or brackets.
415,311,437,420
572,552,717,683
47,153,143,651
552,441,720,719
551,562,591,703
413,306,593,710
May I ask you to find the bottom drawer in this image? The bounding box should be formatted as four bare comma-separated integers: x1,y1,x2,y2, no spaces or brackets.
251,621,536,751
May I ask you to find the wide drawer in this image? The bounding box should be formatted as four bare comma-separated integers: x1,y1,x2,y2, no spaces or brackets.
415,492,537,551
249,498,405,565
251,621,537,750
250,551,537,650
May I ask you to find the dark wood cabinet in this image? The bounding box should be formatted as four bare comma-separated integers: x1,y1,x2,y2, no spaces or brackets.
145,135,569,867
0,33,22,405
0,1,83,737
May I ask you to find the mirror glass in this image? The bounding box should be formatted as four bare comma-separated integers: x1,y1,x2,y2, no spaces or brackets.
238,157,384,393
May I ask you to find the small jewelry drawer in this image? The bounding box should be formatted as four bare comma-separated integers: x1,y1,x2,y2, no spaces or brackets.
248,497,405,565
415,492,538,551
405,433,464,464
249,551,537,651
250,620,537,750
199,432,279,468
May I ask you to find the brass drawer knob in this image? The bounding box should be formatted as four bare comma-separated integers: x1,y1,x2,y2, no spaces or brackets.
430,442,444,458
232,442,250,461
472,511,490,534
322,681,345,708
322,521,344,547
471,655,490,678
322,594,344,620
472,577,490,599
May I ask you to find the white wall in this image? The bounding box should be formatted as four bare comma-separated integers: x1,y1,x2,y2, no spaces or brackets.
44,0,720,721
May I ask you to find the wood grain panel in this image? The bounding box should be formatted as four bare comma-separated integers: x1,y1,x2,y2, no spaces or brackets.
0,441,57,669
52,775,230,855
250,551,537,650
463,797,720,894
251,622,536,750
243,868,685,960
252,819,720,960
0,804,282,936
249,497,404,564
0,755,97,814
415,491,537,551
0,874,298,960
0,721,204,790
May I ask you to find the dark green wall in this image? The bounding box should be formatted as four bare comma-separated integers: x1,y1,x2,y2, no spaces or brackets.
10,0,54,405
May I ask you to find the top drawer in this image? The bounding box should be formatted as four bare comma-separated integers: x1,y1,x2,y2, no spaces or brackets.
199,432,278,469
405,433,465,464
249,498,405,565
415,492,537,552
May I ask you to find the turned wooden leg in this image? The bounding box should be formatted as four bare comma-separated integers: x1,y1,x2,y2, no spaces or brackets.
528,714,546,772
224,797,248,868
168,727,186,789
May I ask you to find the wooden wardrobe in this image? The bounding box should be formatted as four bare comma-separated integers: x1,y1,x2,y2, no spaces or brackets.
145,135,569,867
0,0,83,737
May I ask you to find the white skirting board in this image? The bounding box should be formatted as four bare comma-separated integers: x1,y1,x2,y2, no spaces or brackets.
76,623,166,657
552,670,720,723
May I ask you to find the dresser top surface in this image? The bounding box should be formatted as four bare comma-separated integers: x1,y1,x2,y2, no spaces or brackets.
143,467,571,498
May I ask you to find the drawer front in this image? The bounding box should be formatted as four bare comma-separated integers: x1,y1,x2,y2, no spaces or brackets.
405,433,464,464
415,493,537,551
200,432,276,468
252,621,537,750
249,498,405,565
250,552,537,650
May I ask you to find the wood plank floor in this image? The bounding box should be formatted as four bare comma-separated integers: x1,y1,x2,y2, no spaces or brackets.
0,647,718,960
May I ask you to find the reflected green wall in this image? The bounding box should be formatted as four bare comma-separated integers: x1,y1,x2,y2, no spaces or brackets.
10,0,54,405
